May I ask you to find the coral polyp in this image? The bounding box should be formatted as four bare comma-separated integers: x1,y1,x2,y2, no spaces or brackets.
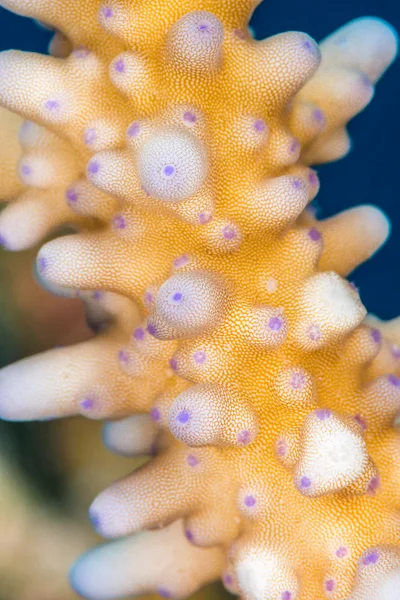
0,1,399,599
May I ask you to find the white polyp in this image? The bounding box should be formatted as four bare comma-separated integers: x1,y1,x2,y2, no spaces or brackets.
229,114,270,153
266,277,278,293
201,218,243,253
70,520,224,600
151,271,226,338
307,272,365,328
363,374,400,427
17,155,62,188
289,101,326,144
168,383,258,447
235,547,299,600
250,175,309,230
295,412,369,496
223,569,240,595
174,184,216,226
0,349,78,421
126,118,152,150
258,32,320,99
304,66,375,124
275,367,316,408
103,415,156,456
275,431,300,469
350,205,390,257
65,177,118,220
18,120,48,149
319,205,390,275
167,11,224,72
236,480,273,520
132,324,174,359
83,118,125,152
137,127,208,202
98,1,128,35
302,127,352,165
109,51,153,96
11,196,71,250
0,50,74,125
296,272,366,346
245,306,288,349
86,148,138,200
118,347,149,377
348,548,400,600
321,18,399,84
368,570,400,600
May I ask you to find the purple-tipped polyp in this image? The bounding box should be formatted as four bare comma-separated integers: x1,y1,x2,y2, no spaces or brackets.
300,476,311,489
177,409,190,424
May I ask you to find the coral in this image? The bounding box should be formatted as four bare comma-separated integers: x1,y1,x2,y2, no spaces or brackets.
0,1,399,599
0,105,90,356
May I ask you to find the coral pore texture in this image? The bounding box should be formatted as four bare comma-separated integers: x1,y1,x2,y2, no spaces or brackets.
0,1,399,599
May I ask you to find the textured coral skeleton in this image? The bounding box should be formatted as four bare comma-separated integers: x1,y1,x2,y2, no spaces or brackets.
0,0,399,599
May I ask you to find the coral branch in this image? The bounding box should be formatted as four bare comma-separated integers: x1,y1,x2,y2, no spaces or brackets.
0,1,398,599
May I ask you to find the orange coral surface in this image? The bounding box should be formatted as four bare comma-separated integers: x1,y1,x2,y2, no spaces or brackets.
0,1,399,599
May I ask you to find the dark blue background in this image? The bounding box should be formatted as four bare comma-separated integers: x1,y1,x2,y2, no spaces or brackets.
0,0,399,318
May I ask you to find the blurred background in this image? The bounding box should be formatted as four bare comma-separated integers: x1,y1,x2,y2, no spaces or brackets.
0,0,399,598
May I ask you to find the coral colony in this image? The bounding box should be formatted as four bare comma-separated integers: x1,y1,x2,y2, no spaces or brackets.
0,0,399,598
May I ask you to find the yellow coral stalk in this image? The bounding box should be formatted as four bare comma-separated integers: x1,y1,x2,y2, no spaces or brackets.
0,1,399,599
